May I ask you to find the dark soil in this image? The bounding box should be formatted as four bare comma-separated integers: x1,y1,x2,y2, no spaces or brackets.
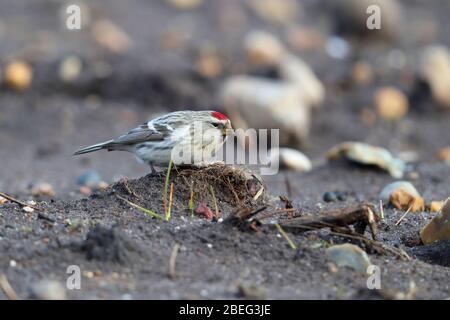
1,0,450,300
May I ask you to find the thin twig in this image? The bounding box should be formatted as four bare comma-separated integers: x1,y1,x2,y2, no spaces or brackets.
0,192,40,211
274,223,297,250
168,243,181,279
0,274,19,300
121,178,142,200
395,205,413,226
282,223,410,260
256,208,298,221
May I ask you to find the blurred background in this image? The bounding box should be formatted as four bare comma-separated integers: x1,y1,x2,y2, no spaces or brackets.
1,0,450,197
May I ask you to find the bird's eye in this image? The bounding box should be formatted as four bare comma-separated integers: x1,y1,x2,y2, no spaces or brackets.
212,123,220,128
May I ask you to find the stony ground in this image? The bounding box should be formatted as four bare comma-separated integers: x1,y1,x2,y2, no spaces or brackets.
0,0,450,300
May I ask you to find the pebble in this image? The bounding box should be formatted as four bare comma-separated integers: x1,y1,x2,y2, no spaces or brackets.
419,45,450,109
323,191,346,202
195,202,214,221
195,47,222,78
244,30,286,67
286,26,324,52
30,280,66,300
325,36,350,60
77,170,101,187
59,56,82,82
4,59,33,90
379,181,424,212
323,192,337,203
238,283,267,299
165,0,203,10
91,20,131,54
335,191,347,201
430,201,444,213
327,142,405,178
351,60,374,86
247,0,300,25
79,186,92,196
374,87,409,121
22,206,34,213
437,147,450,165
420,197,450,244
326,244,371,274
221,76,310,147
31,182,55,197
269,148,312,172
0,196,8,205
278,53,325,108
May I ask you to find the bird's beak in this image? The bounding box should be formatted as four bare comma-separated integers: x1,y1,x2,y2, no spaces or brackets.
222,121,233,136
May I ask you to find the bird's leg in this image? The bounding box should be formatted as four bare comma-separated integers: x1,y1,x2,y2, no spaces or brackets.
149,163,157,175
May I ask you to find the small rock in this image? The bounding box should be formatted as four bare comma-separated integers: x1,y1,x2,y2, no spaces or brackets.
30,280,66,300
278,53,325,108
77,170,101,187
420,198,450,244
59,56,82,82
326,243,371,274
98,181,109,191
165,0,203,10
379,181,424,212
327,142,405,178
351,60,374,86
221,76,310,147
269,148,312,172
238,283,267,299
79,186,92,196
195,47,222,78
323,192,337,203
91,20,131,54
244,30,286,66
390,189,425,213
286,26,324,52
0,196,8,205
430,201,444,213
247,0,300,25
31,182,55,197
325,36,350,60
359,108,377,126
23,206,34,213
4,59,33,91
195,202,214,221
419,45,450,109
374,87,409,121
81,225,144,263
335,191,347,201
437,147,450,165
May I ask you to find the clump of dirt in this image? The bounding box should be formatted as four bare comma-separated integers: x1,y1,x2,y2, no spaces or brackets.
96,164,267,219
79,225,146,264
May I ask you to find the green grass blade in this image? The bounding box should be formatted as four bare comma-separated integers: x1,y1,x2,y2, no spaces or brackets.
117,195,164,220
275,223,297,250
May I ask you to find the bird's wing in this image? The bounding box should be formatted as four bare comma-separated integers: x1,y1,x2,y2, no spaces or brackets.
111,122,172,145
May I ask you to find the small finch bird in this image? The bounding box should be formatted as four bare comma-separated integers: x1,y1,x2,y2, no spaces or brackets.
74,110,233,172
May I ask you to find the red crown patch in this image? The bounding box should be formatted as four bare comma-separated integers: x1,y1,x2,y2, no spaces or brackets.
211,111,228,120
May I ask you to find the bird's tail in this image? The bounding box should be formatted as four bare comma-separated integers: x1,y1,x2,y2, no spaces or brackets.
73,140,114,155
